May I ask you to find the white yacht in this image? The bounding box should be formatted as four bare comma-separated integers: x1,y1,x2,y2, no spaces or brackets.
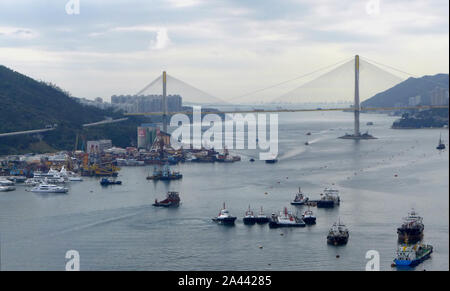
0,179,15,186
31,183,68,193
0,186,16,192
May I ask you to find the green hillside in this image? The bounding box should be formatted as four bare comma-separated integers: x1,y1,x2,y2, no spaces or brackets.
361,74,449,108
0,65,148,155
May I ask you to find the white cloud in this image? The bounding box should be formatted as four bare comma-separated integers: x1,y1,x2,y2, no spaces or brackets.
0,26,37,39
149,28,171,50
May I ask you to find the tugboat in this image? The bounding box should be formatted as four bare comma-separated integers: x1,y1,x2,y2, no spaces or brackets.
393,243,433,267
100,178,122,186
397,209,424,244
291,187,309,205
269,207,305,228
153,191,180,207
243,205,257,225
317,188,340,208
212,203,237,225
255,206,270,224
302,208,316,225
437,133,445,150
327,220,349,245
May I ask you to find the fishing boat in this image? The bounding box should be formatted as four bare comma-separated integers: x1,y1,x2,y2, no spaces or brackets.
153,191,180,207
31,183,68,193
393,243,433,267
243,205,257,225
397,209,424,244
212,203,237,225
291,187,309,205
327,220,349,245
100,178,122,186
269,207,305,228
437,133,445,150
317,188,340,208
255,206,270,224
302,208,316,225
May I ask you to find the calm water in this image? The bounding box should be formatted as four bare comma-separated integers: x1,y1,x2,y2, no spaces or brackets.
0,111,448,271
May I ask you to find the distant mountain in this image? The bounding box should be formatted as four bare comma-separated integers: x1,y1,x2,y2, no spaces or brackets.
361,74,449,108
0,65,147,155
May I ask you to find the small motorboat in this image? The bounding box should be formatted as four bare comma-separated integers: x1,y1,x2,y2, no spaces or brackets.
304,141,310,145
255,206,270,224
153,191,180,207
306,132,311,136
100,178,122,186
212,203,237,225
302,208,316,225
243,205,257,225
249,158,255,162
291,187,309,205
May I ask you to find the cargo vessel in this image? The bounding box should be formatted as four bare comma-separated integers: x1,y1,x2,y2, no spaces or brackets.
153,191,180,207
327,220,349,245
393,243,433,267
397,209,424,244
269,207,305,228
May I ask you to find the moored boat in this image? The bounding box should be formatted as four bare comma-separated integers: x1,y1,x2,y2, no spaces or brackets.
31,183,68,193
212,203,237,225
243,205,257,225
153,191,180,207
0,186,16,192
291,187,309,205
302,208,316,225
436,133,445,150
255,206,270,224
393,243,433,267
100,178,122,186
397,209,424,244
317,188,340,208
327,220,349,245
269,207,305,228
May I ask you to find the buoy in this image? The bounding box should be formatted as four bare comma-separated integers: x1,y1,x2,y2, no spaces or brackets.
259,245,263,249
336,255,340,258
391,263,396,267
280,233,284,236
264,192,268,195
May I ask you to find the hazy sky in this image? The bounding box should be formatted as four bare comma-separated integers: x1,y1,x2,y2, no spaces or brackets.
0,0,448,103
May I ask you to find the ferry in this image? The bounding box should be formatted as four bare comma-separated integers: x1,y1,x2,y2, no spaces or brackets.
317,188,340,208
269,207,305,228
291,187,309,205
31,183,68,193
212,203,237,225
243,205,257,225
302,208,316,225
327,220,349,245
153,192,180,207
255,206,270,224
397,209,424,244
393,243,433,267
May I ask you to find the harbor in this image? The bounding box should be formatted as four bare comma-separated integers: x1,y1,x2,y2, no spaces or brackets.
0,110,448,271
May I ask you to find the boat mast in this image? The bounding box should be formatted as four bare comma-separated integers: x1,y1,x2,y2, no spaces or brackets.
354,55,360,137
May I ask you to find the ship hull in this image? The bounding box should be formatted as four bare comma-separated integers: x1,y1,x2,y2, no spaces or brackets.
255,217,270,224
394,249,433,267
269,220,305,228
243,217,257,225
212,217,237,225
327,236,348,246
317,201,335,208
303,217,316,225
397,228,424,244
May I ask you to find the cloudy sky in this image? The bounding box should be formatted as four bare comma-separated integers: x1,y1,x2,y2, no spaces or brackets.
0,0,448,102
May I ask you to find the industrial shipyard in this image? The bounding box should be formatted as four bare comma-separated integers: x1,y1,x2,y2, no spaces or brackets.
0,0,449,278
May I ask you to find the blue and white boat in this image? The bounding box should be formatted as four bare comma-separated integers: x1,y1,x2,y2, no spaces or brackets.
394,243,433,267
